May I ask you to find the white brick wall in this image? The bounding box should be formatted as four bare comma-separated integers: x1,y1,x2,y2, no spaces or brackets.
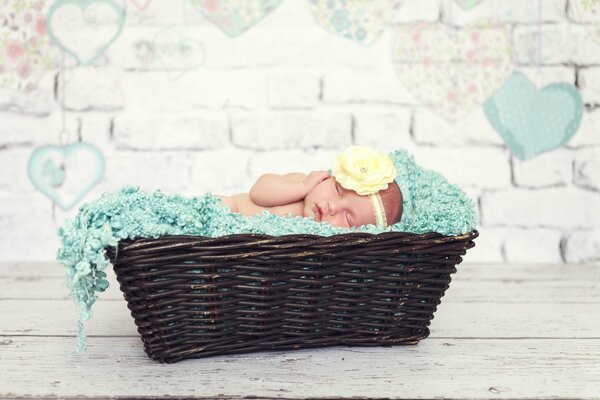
0,0,599,264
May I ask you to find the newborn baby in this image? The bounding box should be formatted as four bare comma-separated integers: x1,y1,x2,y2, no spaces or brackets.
214,147,403,228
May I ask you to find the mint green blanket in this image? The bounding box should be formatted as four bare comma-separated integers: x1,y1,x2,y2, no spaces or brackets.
56,149,477,353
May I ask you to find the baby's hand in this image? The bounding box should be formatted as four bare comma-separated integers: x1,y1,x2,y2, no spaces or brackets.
303,170,330,193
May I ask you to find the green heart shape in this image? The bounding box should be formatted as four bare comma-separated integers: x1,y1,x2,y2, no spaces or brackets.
153,28,205,81
454,0,484,10
28,143,105,210
47,0,125,65
484,70,584,160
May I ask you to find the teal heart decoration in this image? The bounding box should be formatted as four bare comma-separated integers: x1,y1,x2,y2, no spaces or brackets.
454,0,484,10
483,70,583,160
28,143,105,210
47,0,125,65
153,28,205,81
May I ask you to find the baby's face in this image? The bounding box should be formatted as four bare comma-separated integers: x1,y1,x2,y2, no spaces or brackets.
303,176,376,228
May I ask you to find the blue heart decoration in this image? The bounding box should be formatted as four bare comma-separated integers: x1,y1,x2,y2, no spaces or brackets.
484,70,583,160
46,0,125,66
28,143,105,210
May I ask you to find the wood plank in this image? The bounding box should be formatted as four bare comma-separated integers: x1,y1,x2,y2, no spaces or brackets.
2,264,599,303
1,299,599,339
0,336,598,399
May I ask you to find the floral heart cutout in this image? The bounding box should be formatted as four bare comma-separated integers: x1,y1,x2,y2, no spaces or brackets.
309,0,403,45
189,0,282,37
392,20,513,123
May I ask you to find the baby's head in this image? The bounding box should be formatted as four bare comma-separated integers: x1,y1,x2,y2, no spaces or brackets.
304,176,402,228
304,146,403,228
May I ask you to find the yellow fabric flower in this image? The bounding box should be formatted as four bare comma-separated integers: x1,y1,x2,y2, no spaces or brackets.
332,146,397,195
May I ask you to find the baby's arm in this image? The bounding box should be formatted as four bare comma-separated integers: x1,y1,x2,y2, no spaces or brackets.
249,171,329,207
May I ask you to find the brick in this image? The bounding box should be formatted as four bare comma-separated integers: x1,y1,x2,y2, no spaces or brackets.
567,0,600,22
61,68,125,112
266,70,320,109
504,228,563,263
512,148,573,188
482,187,600,229
114,23,379,71
113,111,228,150
322,68,417,105
0,147,40,194
0,84,53,116
461,227,506,264
562,229,600,263
0,113,61,145
230,110,352,150
124,0,205,26
353,107,412,150
409,146,511,189
567,106,600,147
122,70,266,110
413,107,504,146
392,0,439,23
249,149,339,179
96,150,193,194
578,67,600,105
573,148,600,191
444,0,566,24
513,23,600,65
188,148,251,195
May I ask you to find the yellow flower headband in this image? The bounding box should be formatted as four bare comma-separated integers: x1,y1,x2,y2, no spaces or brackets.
331,146,397,227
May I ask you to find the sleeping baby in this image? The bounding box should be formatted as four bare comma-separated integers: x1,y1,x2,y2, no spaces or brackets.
214,146,403,228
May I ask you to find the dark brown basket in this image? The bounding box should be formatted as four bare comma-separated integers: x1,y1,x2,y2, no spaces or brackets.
105,230,478,363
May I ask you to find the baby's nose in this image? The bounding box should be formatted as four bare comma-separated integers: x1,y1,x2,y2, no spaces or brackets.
328,201,337,215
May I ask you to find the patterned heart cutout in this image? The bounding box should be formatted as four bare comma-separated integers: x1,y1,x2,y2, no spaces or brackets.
189,0,282,37
454,0,484,10
28,142,105,210
0,0,59,92
483,70,584,160
309,0,403,45
392,20,513,123
46,0,125,65
153,28,205,80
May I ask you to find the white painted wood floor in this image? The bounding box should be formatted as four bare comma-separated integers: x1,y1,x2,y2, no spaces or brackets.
1,261,599,399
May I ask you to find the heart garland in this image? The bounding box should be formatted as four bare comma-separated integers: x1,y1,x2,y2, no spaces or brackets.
46,0,125,65
152,27,205,80
189,0,282,37
28,142,105,210
130,0,152,12
454,0,484,10
309,0,403,45
483,70,583,160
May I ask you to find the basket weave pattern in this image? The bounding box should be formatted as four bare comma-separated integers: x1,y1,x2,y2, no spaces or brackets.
106,230,478,363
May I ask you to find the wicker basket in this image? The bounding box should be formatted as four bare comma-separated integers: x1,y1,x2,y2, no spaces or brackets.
105,229,478,363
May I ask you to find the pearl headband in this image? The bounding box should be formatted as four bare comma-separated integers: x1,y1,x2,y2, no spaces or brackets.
369,192,388,227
